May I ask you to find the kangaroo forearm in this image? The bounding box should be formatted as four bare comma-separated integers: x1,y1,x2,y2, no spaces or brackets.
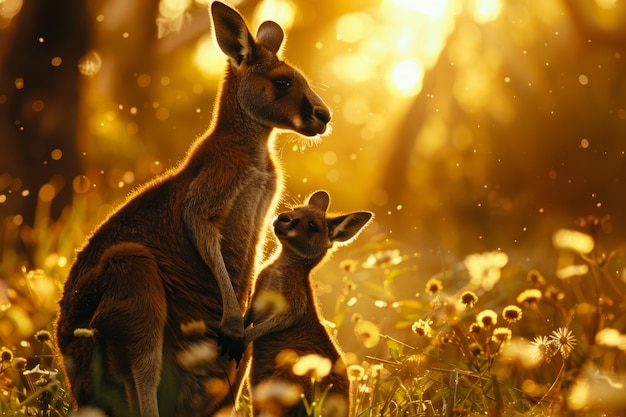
244,313,298,345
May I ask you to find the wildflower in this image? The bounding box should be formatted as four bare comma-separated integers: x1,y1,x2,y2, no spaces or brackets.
459,291,478,307
292,353,332,381
556,264,589,279
252,290,288,315
411,319,433,337
354,319,380,348
545,285,565,302
35,330,52,343
575,214,610,238
1,347,12,362
176,341,218,368
476,309,498,327
527,269,546,286
549,327,577,359
552,229,594,254
364,249,403,268
464,250,508,291
596,328,626,349
492,327,512,343
468,342,483,356
397,355,422,383
437,331,455,345
180,320,207,336
517,289,542,307
339,259,359,274
469,322,483,334
252,380,302,406
502,305,523,323
424,278,443,296
347,364,365,381
530,337,546,359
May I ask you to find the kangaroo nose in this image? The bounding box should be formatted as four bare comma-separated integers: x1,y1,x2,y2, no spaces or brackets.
314,107,331,125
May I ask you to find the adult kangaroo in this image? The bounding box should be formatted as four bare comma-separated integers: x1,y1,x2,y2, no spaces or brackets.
55,2,331,417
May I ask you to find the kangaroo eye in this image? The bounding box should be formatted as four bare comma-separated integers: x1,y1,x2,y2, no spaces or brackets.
272,78,291,90
308,221,319,232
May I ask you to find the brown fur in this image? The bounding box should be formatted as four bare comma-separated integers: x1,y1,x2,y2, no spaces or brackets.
54,3,330,417
244,191,372,417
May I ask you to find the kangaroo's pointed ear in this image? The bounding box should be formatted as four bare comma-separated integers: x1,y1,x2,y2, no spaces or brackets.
307,190,330,212
211,1,255,66
328,211,373,245
256,21,284,54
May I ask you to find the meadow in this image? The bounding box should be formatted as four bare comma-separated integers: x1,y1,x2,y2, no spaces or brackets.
1,191,625,417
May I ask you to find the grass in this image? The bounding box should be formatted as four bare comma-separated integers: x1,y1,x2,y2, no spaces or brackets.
2,192,626,417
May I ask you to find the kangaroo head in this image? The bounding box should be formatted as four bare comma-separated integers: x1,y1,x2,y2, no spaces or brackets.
273,190,372,263
210,1,331,137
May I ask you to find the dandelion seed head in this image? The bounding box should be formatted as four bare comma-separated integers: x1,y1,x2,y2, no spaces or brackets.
549,327,577,359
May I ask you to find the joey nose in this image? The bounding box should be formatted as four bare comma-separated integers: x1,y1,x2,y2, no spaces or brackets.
277,213,291,223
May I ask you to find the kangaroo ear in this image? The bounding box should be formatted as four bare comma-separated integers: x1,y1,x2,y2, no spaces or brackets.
307,190,330,212
328,211,373,244
256,21,284,54
211,1,255,66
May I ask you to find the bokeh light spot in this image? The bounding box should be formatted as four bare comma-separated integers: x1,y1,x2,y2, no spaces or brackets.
387,59,423,97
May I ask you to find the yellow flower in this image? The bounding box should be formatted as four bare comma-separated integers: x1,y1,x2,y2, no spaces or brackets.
476,309,498,327
502,305,522,323
292,353,332,381
354,319,380,348
492,327,512,343
425,278,443,296
517,289,542,306
552,229,594,254
411,319,432,337
460,291,478,307
464,251,508,291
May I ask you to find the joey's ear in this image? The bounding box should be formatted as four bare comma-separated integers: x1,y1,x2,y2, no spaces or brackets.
211,1,255,66
328,211,373,244
307,190,330,212
256,21,284,54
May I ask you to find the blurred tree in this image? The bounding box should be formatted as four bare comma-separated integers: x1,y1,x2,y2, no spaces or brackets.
0,0,91,261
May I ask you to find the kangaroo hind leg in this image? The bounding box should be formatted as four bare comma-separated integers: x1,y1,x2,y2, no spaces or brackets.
90,242,167,417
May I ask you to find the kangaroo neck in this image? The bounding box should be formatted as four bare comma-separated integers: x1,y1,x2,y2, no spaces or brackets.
211,71,273,144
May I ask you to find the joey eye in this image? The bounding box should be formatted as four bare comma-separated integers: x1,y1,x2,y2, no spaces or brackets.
272,78,291,90
308,221,319,232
